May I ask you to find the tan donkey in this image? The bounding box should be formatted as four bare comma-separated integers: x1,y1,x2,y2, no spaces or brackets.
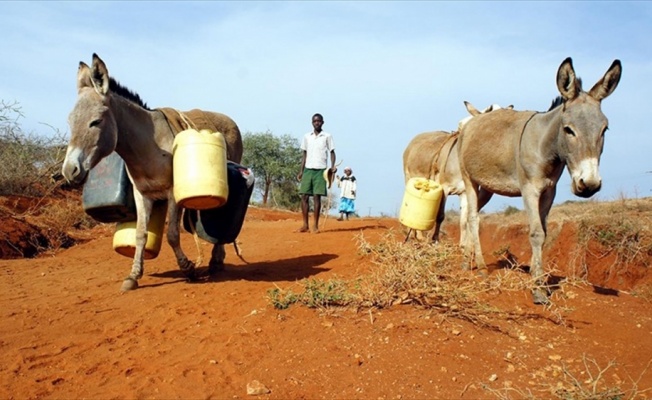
458,57,622,304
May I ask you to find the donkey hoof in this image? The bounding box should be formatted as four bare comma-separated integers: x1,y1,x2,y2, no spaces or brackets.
183,270,198,282
181,266,198,282
207,261,225,276
475,267,489,278
532,288,550,305
120,277,139,292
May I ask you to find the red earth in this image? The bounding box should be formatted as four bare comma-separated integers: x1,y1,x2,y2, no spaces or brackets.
1,197,651,399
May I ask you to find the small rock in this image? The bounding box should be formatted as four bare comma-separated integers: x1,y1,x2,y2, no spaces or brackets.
489,374,498,382
246,380,270,396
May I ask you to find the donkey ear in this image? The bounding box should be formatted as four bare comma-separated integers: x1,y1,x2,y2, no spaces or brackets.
588,59,622,101
76,62,93,93
556,57,581,101
464,101,480,116
90,53,110,95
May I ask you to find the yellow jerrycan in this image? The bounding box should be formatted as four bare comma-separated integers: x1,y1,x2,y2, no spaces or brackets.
399,178,443,231
113,200,167,259
172,129,229,210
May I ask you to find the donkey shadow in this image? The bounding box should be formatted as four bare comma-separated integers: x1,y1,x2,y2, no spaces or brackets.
148,253,338,287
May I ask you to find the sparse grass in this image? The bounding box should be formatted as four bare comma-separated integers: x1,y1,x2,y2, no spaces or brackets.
267,231,545,329
267,278,353,309
630,284,652,302
575,203,652,281
482,354,651,400
493,245,522,270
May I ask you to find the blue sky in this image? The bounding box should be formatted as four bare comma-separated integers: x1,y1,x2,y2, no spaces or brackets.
1,1,650,216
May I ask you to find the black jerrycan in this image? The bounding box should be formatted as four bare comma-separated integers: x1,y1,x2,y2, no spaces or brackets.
81,152,137,223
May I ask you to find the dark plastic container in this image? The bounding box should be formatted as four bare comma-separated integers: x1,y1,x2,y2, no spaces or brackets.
182,162,254,244
82,152,137,223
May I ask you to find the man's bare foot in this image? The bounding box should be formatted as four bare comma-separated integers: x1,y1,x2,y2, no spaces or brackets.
297,226,309,233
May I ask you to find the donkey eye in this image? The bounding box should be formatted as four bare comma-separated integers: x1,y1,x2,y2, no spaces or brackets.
563,126,575,136
89,119,102,128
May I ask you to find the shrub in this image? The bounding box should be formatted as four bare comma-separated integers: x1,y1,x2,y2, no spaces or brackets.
0,100,69,197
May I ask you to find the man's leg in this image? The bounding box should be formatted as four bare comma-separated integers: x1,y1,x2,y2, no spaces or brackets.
313,195,322,232
300,194,310,232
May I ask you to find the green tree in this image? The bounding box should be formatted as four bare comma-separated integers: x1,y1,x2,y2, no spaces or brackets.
241,131,302,209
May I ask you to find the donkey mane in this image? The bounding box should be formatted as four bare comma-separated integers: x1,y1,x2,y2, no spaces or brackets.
548,96,564,111
548,76,585,111
108,77,150,110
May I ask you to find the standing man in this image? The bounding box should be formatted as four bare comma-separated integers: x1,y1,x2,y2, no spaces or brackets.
297,113,337,233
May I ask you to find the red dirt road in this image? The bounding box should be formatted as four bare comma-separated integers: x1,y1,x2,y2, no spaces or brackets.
1,205,651,399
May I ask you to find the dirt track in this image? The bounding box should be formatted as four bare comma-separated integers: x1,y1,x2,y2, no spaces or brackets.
1,205,651,399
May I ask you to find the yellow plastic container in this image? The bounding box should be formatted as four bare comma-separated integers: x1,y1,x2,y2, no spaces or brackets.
399,178,443,231
173,129,229,210
113,201,167,259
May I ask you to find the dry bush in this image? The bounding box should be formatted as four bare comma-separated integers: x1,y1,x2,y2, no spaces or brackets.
482,354,651,400
267,278,353,309
35,197,98,251
0,100,68,197
0,100,102,257
268,231,549,330
573,201,652,281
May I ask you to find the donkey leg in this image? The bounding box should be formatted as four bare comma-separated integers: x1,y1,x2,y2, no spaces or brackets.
477,188,494,213
462,183,486,273
208,244,226,275
166,201,197,281
458,193,468,250
523,187,552,304
429,193,447,243
121,194,152,291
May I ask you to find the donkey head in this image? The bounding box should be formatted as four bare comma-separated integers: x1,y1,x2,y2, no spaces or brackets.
556,57,622,198
62,54,118,184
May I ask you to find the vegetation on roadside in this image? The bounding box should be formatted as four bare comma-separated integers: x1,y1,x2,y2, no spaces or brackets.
0,101,69,197
241,130,303,210
572,199,652,289
482,355,651,400
267,231,538,330
0,100,97,257
266,197,652,322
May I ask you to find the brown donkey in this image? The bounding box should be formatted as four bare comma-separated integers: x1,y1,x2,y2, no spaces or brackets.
458,57,622,304
62,54,243,291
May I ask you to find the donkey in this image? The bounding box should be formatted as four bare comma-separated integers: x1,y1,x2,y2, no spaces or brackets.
62,53,243,291
458,57,622,304
402,102,509,243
